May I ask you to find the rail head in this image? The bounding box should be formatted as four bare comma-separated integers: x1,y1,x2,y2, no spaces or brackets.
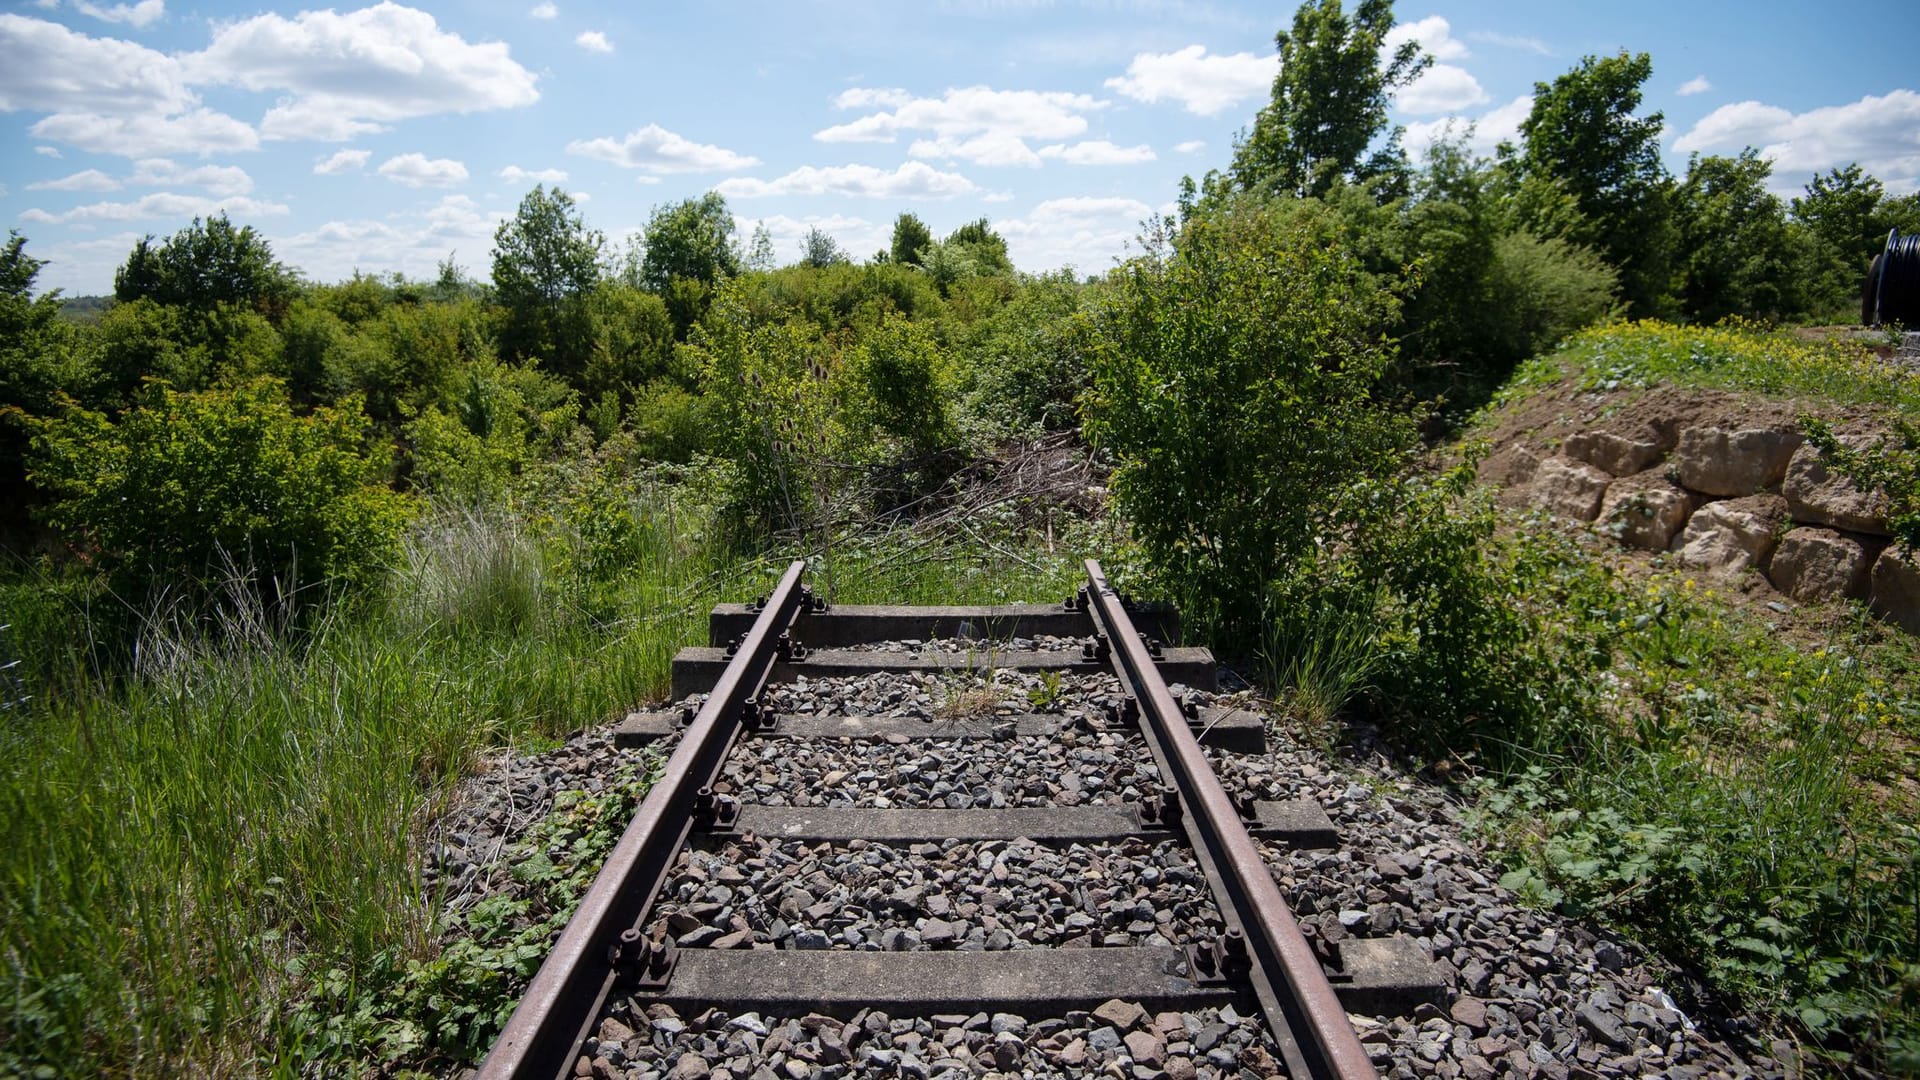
1082,559,1379,1080
477,560,811,1080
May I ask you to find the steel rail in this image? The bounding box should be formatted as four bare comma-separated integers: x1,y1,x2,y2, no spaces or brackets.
1082,560,1378,1080
478,560,812,1080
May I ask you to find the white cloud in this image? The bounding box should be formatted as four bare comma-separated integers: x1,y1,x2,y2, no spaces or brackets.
1402,94,1533,161
575,30,612,53
1104,46,1276,116
34,145,61,157
73,0,163,28
1037,139,1156,166
31,108,258,157
833,86,913,110
129,157,252,196
19,191,288,224
377,152,468,188
314,148,370,174
1174,140,1205,154
1465,30,1551,56
1397,64,1490,115
0,14,195,114
272,194,505,284
910,133,1044,167
28,168,120,192
716,161,978,200
999,196,1152,272
1678,75,1712,97
566,124,758,174
529,2,557,17
184,3,540,142
734,213,888,265
1384,15,1467,62
499,165,568,185
1672,90,1920,191
817,86,1107,150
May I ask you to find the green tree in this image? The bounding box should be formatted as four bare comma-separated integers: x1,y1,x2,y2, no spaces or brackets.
0,232,94,522
637,192,741,336
491,185,605,380
746,222,777,272
1791,164,1920,321
1516,51,1675,316
113,214,296,320
945,218,1013,275
1230,0,1428,198
799,226,847,269
1672,150,1800,323
890,213,933,267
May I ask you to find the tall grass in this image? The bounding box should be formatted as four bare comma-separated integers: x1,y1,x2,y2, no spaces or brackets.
0,482,1090,1076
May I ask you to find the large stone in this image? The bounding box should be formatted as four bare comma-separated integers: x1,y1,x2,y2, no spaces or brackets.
1784,441,1891,536
1529,457,1613,522
1598,474,1696,551
1869,546,1920,634
1672,427,1804,497
1671,495,1788,576
1768,527,1879,602
1564,429,1669,477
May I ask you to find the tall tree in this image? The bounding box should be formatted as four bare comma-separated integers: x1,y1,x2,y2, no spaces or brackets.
1516,51,1674,316
113,213,296,319
637,192,741,293
799,226,847,268
945,218,1012,275
890,213,933,266
1230,0,1428,198
491,185,605,376
745,222,777,272
1672,150,1799,323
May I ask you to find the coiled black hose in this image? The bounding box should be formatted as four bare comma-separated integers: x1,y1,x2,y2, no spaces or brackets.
1863,228,1920,326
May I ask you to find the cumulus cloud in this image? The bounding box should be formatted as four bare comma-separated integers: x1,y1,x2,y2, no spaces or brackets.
314,148,370,174
129,157,252,196
1104,46,1276,116
19,191,288,224
73,0,163,28
1678,75,1712,97
1174,140,1205,154
184,3,540,142
28,169,120,192
529,2,557,17
272,194,505,283
1398,64,1490,114
999,196,1152,272
0,14,195,114
1672,89,1920,190
1402,94,1533,161
816,86,1107,165
377,152,469,188
31,108,258,157
499,165,568,185
1384,15,1467,61
566,124,758,174
717,161,978,200
34,145,61,157
1037,140,1156,166
575,30,611,53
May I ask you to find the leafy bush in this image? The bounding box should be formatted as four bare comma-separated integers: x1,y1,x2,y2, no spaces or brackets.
1483,231,1621,370
1083,197,1412,639
1803,416,1920,552
842,313,956,459
405,358,578,504
26,378,416,600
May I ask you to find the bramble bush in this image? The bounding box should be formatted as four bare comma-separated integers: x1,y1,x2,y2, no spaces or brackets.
26,378,416,603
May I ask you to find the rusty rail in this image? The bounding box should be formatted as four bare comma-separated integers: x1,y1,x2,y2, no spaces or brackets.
1082,559,1379,1080
477,560,813,1080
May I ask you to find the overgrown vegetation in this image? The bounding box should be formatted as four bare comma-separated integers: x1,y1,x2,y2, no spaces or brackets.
4,0,1919,1073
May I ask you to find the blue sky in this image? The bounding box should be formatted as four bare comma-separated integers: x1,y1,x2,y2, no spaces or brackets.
4,0,1918,295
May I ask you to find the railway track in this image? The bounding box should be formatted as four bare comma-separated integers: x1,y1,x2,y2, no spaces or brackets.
475,560,1446,1079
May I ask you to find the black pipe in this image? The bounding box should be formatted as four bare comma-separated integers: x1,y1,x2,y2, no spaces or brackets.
1865,228,1920,327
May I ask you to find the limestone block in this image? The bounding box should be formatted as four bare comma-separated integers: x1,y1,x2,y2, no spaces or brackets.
1529,457,1613,522
1672,427,1804,497
1784,441,1891,536
1671,495,1787,576
1768,527,1878,602
1870,546,1920,634
1598,474,1697,551
1565,429,1669,477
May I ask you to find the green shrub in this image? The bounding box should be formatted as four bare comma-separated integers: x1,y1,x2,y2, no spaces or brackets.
405,359,578,505
26,378,416,600
1803,416,1920,553
1484,231,1621,369
626,378,710,463
842,313,956,459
